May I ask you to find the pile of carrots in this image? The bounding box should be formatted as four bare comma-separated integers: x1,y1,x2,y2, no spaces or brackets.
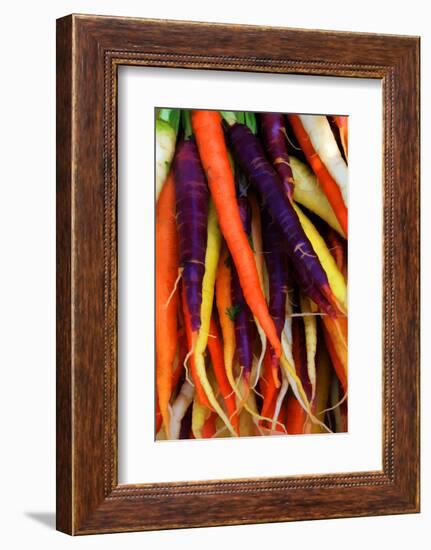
155,108,348,440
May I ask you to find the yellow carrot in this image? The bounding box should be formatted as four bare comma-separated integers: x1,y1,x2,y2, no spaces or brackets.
300,294,318,402
280,353,330,433
194,201,237,437
291,156,345,237
293,203,347,310
249,194,267,386
239,408,257,437
192,394,212,439
309,339,332,434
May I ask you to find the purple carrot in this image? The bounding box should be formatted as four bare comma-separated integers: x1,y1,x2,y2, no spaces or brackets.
173,137,209,332
261,207,289,367
230,197,254,378
225,121,336,316
179,403,193,440
259,113,295,199
290,253,337,317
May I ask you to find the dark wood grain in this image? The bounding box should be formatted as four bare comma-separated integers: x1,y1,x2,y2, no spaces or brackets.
56,14,420,535
56,16,73,535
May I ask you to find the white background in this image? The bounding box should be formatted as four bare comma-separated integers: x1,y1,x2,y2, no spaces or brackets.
0,1,427,548
118,67,382,483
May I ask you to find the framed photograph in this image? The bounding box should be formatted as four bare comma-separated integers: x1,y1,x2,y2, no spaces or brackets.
56,14,420,535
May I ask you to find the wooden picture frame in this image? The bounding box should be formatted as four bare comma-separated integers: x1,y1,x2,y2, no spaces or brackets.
56,14,420,535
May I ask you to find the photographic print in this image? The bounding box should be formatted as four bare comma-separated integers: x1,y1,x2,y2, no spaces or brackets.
57,15,419,533
155,109,348,441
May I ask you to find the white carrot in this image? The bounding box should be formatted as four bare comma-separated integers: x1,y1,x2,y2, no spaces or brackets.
298,115,348,206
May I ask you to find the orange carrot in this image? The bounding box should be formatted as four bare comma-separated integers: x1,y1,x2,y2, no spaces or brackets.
207,317,240,434
191,110,281,358
285,393,307,434
261,349,277,422
155,173,179,438
288,114,348,236
201,412,217,438
249,193,268,384
325,227,345,272
215,246,237,392
155,396,162,434
322,316,348,393
171,329,187,391
181,285,214,410
333,115,348,158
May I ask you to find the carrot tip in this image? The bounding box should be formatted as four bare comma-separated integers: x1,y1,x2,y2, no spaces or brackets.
271,360,281,388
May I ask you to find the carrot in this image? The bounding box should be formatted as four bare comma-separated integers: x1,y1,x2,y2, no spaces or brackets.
292,303,313,402
321,315,348,393
155,397,162,435
215,246,237,394
325,227,347,280
332,115,348,158
179,402,194,440
192,394,212,439
249,194,267,386
155,173,179,438
193,201,237,437
261,349,277,422
330,375,348,432
239,408,258,437
207,317,240,434
171,329,187,392
170,380,194,440
225,120,337,318
309,337,332,434
293,203,347,311
300,294,318,402
182,286,213,410
287,308,310,436
261,206,288,387
271,371,289,433
259,112,295,199
290,156,345,237
155,109,180,202
288,114,348,236
202,412,218,438
191,110,282,358
230,197,255,381
286,392,307,434
173,135,209,332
